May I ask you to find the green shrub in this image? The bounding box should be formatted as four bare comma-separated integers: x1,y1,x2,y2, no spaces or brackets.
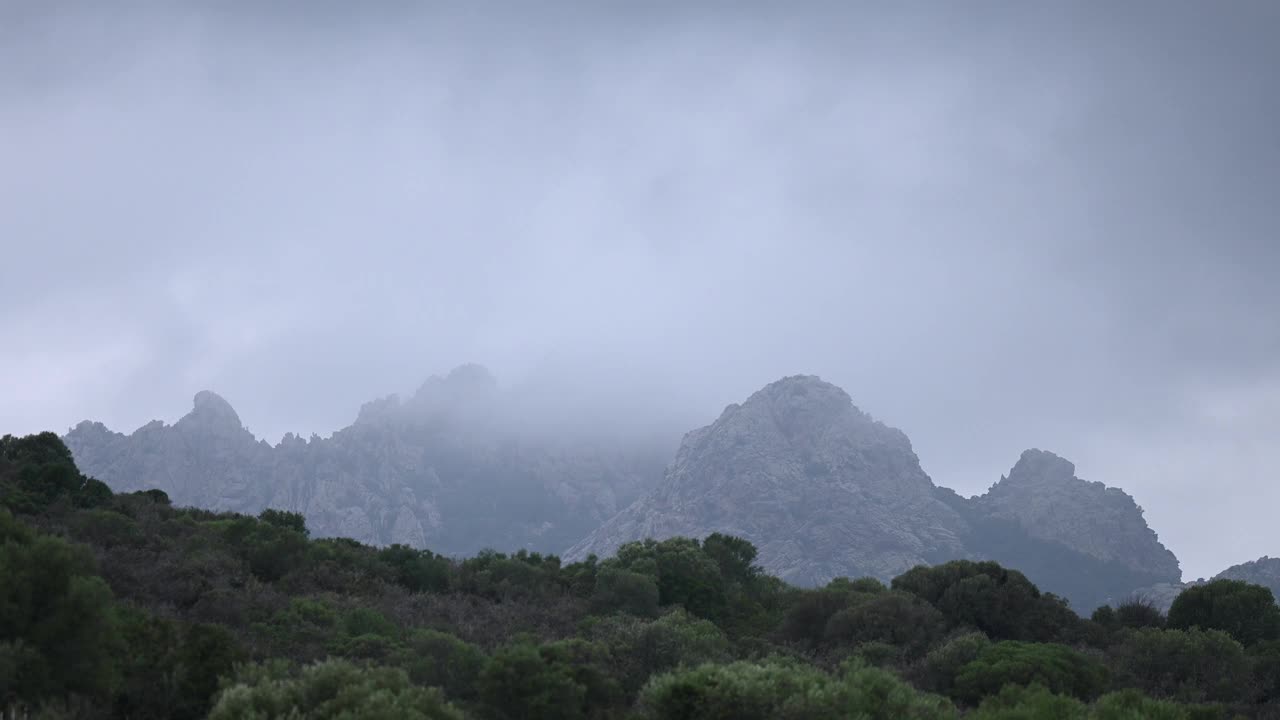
952,641,1108,705
70,509,144,549
966,684,1087,720
392,629,487,701
583,608,731,696
1168,579,1280,647
592,566,661,618
1106,627,1249,703
257,508,309,536
378,544,451,593
0,510,121,706
822,590,946,657
892,560,1080,643
922,631,991,695
635,659,956,720
478,640,595,720
208,659,463,720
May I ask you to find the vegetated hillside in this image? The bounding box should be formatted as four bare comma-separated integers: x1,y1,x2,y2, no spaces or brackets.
570,375,1182,611
3,431,1277,719
64,365,673,556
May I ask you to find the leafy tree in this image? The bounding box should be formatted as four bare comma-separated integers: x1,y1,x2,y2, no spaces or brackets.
478,640,593,720
1248,640,1280,703
1091,689,1225,720
823,590,946,657
208,659,463,720
1113,598,1166,630
342,607,400,639
258,508,309,536
1168,579,1280,647
222,516,310,583
392,629,487,701
1106,627,1250,703
0,433,111,512
112,606,182,719
0,509,121,707
591,566,660,618
702,533,760,583
635,658,956,720
778,587,860,647
893,560,1080,642
614,537,728,622
952,641,1108,705
378,544,451,593
582,609,731,696
174,623,247,717
965,683,1088,720
70,509,143,550
921,631,991,695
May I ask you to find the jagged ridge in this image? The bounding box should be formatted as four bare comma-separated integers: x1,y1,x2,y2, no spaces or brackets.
65,366,672,555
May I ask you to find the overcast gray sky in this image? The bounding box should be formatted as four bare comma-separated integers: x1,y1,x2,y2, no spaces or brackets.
2,1,1278,580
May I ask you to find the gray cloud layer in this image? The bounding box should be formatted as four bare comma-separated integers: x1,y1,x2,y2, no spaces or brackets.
3,2,1278,579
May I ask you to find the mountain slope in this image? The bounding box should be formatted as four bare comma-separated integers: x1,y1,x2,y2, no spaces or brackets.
565,376,970,584
568,375,1182,610
972,449,1181,581
65,365,672,555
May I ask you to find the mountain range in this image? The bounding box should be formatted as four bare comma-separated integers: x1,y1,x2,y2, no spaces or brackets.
64,365,672,556
65,366,1196,611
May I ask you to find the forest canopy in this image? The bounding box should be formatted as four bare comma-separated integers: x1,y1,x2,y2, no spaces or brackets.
2,432,1277,719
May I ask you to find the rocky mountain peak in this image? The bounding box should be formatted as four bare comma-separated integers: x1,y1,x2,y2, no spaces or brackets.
1003,448,1077,485
716,374,911,455
566,375,966,584
975,448,1181,582
182,391,244,433
406,363,500,417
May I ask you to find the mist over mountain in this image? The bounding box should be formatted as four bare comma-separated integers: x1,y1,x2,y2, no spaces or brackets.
569,375,1181,610
65,365,675,555
69,369,1183,611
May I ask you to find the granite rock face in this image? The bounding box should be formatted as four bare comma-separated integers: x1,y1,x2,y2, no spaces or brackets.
972,449,1182,582
567,376,1183,610
65,365,671,556
565,376,970,584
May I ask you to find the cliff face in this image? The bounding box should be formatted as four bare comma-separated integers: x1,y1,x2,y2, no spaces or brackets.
972,449,1182,582
565,376,970,584
64,366,671,556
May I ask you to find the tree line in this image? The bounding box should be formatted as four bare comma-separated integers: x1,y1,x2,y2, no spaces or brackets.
3,431,1280,718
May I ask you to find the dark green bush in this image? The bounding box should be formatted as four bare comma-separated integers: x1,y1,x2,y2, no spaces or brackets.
1106,627,1249,703
1168,579,1280,647
952,641,1108,705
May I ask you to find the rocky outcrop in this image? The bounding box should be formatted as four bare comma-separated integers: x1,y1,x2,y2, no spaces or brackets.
1214,557,1280,599
972,449,1181,582
65,366,672,556
566,376,970,584
567,375,1182,611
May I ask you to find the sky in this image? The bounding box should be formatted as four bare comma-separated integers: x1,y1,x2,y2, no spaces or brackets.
2,1,1278,580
